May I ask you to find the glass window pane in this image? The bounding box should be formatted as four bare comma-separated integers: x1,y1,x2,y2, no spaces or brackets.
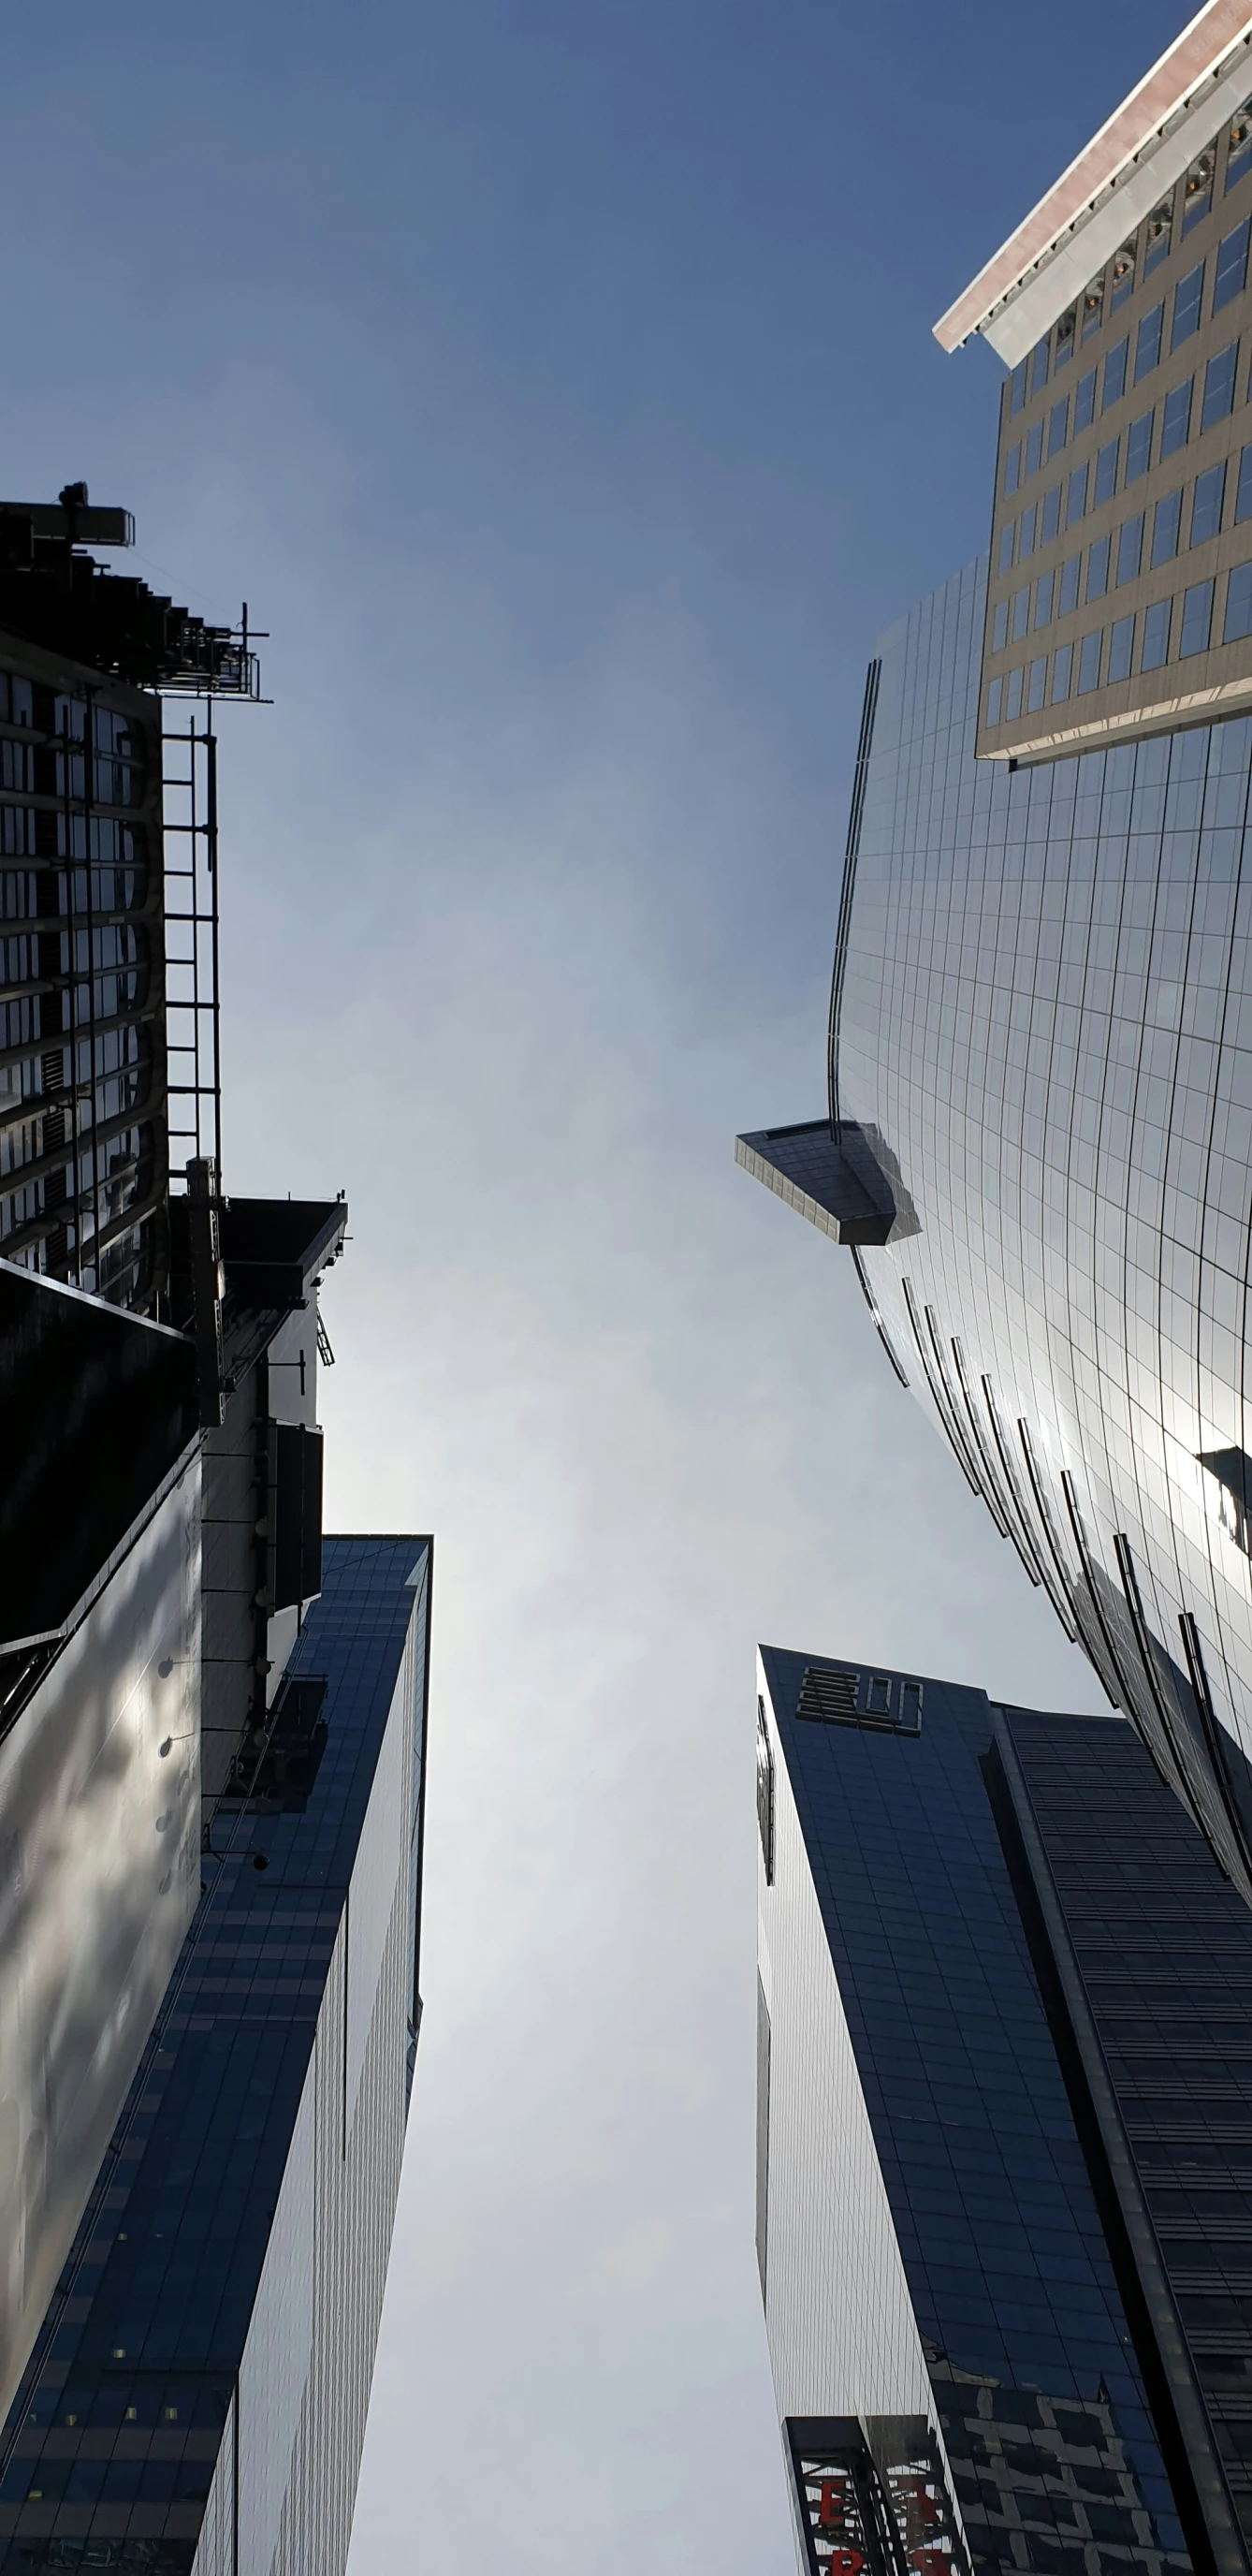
1026,654,1047,712
1201,342,1238,432
1214,216,1251,310
1006,664,1025,718
1225,560,1252,641
1047,397,1069,458
1125,412,1154,481
1077,630,1103,692
1159,376,1193,456
1116,514,1144,583
1026,419,1043,477
1141,596,1172,668
1012,585,1030,641
1191,460,1227,545
1041,482,1062,541
1073,366,1097,432
992,598,1009,651
1182,153,1214,237
1134,302,1164,381
1102,338,1128,408
1067,461,1089,525
1151,488,1183,566
1029,337,1050,395
1057,553,1081,616
1110,243,1136,308
1003,442,1022,496
1145,198,1173,271
1094,439,1119,505
1033,571,1055,629
1054,306,1075,370
1171,261,1204,348
997,520,1015,574
986,674,1004,724
1180,577,1215,655
1051,640,1073,701
1009,358,1027,415
1019,503,1038,559
1107,614,1134,681
1236,444,1252,523
1086,534,1111,601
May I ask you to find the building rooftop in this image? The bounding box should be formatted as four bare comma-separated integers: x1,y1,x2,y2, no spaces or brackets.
935,0,1252,363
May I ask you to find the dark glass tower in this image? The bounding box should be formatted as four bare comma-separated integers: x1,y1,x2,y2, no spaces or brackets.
756,1647,1252,2576
738,11,1252,1903
0,1537,431,2575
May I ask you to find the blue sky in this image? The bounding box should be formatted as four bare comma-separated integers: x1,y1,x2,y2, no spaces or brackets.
4,3,1191,2567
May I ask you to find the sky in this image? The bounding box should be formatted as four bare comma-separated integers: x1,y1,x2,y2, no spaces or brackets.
1,3,1197,2567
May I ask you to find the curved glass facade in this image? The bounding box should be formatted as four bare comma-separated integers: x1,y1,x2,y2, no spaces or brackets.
833,558,1252,1898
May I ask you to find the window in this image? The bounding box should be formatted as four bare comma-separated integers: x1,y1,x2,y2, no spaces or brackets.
1214,215,1251,310
1025,419,1043,476
1012,585,1030,642
1002,443,1021,496
1192,460,1227,545
1141,596,1172,668
1225,559,1252,640
1102,337,1128,408
1009,357,1027,415
992,597,1009,651
1116,514,1144,583
1082,281,1104,341
1073,366,1097,432
756,1700,775,1881
1033,570,1055,628
1229,104,1252,192
1057,552,1082,615
1067,461,1089,525
1019,502,1038,559
1086,535,1111,600
1077,630,1102,692
1047,396,1069,458
1125,411,1153,480
997,520,1015,573
986,674,1003,724
1236,444,1252,521
1201,341,1239,431
1055,305,1075,368
1041,482,1061,541
1182,150,1215,236
1028,336,1050,395
1151,487,1184,565
1005,665,1025,718
1134,302,1164,381
1144,198,1173,272
1094,438,1119,505
1160,375,1193,455
1107,614,1135,681
1172,260,1204,347
1026,654,1047,712
1052,640,1073,700
1180,577,1215,655
1110,242,1136,308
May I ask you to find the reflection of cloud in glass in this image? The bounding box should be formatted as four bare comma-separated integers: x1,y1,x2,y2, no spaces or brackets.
0,1459,201,2421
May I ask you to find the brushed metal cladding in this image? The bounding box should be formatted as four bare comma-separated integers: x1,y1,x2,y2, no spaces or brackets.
0,1460,199,2424
833,556,1252,1897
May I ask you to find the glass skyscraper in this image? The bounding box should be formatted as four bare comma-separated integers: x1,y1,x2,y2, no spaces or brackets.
757,1645,1252,2576
0,1536,431,2574
739,8,1252,1899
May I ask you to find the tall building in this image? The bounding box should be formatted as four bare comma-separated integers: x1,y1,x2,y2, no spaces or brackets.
0,1537,430,2576
0,483,256,1313
739,7,1252,1900
756,1645,1252,2576
0,490,429,2569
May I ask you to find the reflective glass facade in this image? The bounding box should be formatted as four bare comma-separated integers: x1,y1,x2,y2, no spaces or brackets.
0,1536,430,2575
757,1648,1252,2576
833,560,1252,1897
